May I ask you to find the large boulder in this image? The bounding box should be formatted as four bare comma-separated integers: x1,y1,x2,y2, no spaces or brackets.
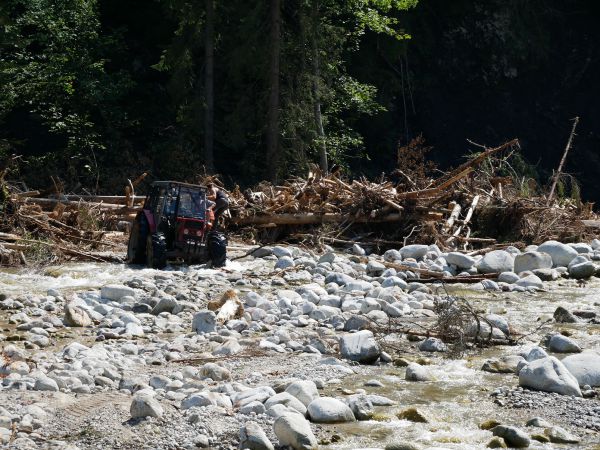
518,356,582,397
273,413,318,450
346,394,374,420
64,303,92,327
568,260,596,279
307,397,355,423
400,245,429,260
536,241,578,267
445,252,476,269
130,394,163,419
285,381,319,407
561,351,600,387
265,393,307,416
339,330,381,364
475,250,514,274
547,334,581,353
514,251,552,274
101,284,135,301
240,421,275,450
553,306,578,323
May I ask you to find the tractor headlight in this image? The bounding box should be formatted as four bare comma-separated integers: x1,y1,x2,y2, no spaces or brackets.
183,228,189,235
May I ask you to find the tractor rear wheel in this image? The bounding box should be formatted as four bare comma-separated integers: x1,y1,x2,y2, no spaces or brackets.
146,232,167,269
127,215,147,264
207,231,227,268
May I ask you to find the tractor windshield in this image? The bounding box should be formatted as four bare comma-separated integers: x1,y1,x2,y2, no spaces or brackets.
177,188,206,220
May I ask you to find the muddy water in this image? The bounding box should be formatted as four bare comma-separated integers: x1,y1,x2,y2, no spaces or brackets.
1,263,599,449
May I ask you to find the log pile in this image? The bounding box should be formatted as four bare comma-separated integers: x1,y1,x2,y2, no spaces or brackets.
228,139,598,251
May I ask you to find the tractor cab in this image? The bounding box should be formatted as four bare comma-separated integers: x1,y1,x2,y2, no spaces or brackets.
127,181,226,268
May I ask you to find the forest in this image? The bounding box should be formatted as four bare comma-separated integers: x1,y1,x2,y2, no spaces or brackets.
1,0,599,199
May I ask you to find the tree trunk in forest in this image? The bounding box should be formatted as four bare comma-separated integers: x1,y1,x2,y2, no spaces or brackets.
266,0,281,182
311,1,328,172
204,0,215,173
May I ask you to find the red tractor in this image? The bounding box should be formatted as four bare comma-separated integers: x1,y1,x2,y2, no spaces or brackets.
127,181,227,268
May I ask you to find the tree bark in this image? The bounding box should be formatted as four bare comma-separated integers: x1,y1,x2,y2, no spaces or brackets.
266,0,281,182
204,0,215,173
311,1,327,172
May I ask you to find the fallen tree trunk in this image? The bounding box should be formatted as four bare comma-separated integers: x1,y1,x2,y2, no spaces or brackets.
232,212,405,226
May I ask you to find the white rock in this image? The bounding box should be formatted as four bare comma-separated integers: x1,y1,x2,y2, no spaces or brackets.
400,245,429,260
273,412,318,450
339,330,381,364
445,252,476,269
285,381,319,407
240,421,274,450
548,334,581,353
405,363,432,381
199,363,231,381
498,272,520,284
518,356,582,397
514,251,552,273
130,394,164,418
561,351,600,387
192,310,217,334
307,397,355,423
101,285,135,301
515,274,544,289
537,241,578,267
275,256,295,270
265,392,307,416
64,303,92,327
419,337,447,352
475,250,514,274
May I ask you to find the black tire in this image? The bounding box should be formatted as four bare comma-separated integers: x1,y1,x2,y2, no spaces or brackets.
146,232,167,269
127,215,147,264
207,231,227,268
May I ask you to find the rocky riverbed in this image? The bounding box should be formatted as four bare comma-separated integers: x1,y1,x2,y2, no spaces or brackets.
1,240,600,449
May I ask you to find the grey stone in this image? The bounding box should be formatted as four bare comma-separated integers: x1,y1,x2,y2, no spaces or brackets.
347,394,374,420
239,421,275,450
548,334,581,353
405,362,432,381
307,397,355,423
273,413,318,450
491,425,530,448
545,426,580,444
64,303,92,327
418,337,447,352
34,377,59,392
515,274,543,289
265,392,307,416
275,256,295,270
400,245,429,260
446,252,476,269
498,272,520,284
553,306,578,323
475,250,514,274
519,356,582,397
151,297,179,315
101,285,135,301
285,381,319,407
482,355,525,374
130,394,163,418
240,401,266,415
199,363,231,381
192,310,217,334
339,330,381,364
537,241,578,267
568,260,595,279
514,251,552,274
561,351,600,386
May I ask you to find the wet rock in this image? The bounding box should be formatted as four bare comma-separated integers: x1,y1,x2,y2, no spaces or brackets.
339,330,381,364
544,426,580,444
273,412,318,450
446,252,476,269
568,260,595,279
537,241,578,267
553,306,578,323
515,274,543,289
285,381,320,407
486,437,507,448
101,284,135,301
64,303,92,327
239,421,275,450
397,407,429,423
482,355,525,374
519,356,582,397
514,251,552,274
192,310,217,334
347,394,374,420
475,250,514,274
530,434,550,443
561,351,600,386
130,394,163,418
480,419,501,430
548,334,581,353
405,362,432,381
418,337,447,352
307,397,355,423
491,425,530,448
525,417,552,428
385,444,422,450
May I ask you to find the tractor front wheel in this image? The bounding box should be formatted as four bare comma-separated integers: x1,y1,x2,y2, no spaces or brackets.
146,232,167,269
127,215,147,264
207,231,227,268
